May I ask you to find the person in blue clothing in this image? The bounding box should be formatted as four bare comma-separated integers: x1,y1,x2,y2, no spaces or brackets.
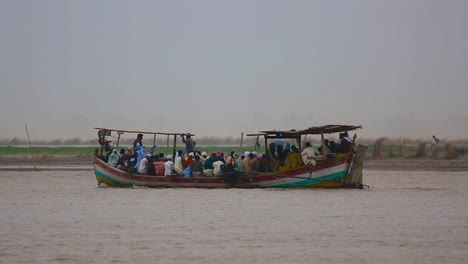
134,143,145,171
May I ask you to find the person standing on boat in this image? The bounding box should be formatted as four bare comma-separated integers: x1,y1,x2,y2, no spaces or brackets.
134,143,145,172
301,142,318,166
133,133,144,154
181,133,196,153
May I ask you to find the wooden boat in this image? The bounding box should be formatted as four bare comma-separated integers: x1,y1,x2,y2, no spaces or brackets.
93,125,367,189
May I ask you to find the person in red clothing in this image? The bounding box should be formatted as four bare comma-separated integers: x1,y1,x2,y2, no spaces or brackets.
183,152,194,169
153,158,166,176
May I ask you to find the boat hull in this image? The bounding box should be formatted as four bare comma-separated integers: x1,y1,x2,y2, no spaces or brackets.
94,153,360,189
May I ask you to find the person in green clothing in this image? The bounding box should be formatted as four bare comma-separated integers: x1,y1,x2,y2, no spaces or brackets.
203,152,216,177
191,155,204,177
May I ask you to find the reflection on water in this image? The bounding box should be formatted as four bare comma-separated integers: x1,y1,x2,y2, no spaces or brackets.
0,170,467,263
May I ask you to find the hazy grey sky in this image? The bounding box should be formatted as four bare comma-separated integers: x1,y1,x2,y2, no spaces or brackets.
1,0,467,140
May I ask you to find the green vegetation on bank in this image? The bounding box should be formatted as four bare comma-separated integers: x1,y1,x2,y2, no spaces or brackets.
0,146,97,155
0,146,259,156
0,144,466,157
0,145,468,156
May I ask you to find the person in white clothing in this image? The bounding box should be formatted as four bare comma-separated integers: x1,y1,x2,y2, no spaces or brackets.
138,154,150,175
107,149,119,167
174,150,184,175
213,160,224,176
301,142,318,166
164,156,174,176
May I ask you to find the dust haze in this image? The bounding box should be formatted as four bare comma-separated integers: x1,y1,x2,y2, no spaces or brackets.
1,0,467,141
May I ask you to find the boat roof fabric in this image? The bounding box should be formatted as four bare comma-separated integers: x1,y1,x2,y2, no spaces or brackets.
94,127,194,136
251,125,362,136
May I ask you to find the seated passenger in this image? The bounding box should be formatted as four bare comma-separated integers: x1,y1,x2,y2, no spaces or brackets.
277,145,286,162
164,156,174,176
200,151,208,160
174,150,184,175
146,155,157,176
268,143,281,172
323,140,331,155
153,158,166,176
242,151,252,172
183,162,193,178
341,137,352,153
183,152,194,169
119,148,125,157
283,145,302,170
234,153,243,171
259,153,268,172
215,150,226,163
138,154,151,175
191,155,204,177
213,160,224,176
301,142,318,166
203,153,216,177
329,141,337,153
248,153,260,172
107,149,119,167
225,151,236,172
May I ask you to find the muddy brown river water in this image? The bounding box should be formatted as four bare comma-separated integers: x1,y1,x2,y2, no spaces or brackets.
1,170,467,263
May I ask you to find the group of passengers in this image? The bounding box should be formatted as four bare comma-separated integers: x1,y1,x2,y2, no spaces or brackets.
101,132,354,177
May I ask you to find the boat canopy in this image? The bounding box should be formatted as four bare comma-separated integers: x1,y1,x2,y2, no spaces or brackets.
94,127,194,159
94,127,194,136
247,125,361,138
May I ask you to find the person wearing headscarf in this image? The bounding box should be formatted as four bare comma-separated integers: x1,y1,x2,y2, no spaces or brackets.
191,155,204,177
183,152,194,169
248,153,260,172
268,143,281,172
215,150,225,163
212,160,224,176
242,153,252,172
107,149,119,167
174,150,184,175
225,151,236,172
283,145,302,170
234,153,243,171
